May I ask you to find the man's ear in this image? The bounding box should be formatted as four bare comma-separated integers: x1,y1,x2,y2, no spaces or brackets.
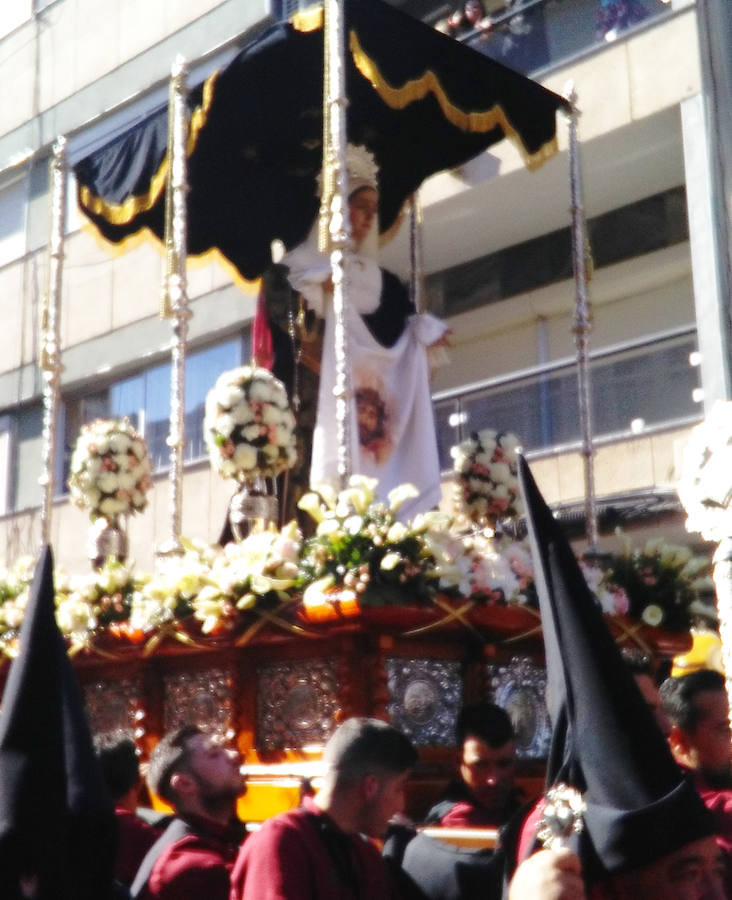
361,773,379,802
169,770,196,801
668,724,693,766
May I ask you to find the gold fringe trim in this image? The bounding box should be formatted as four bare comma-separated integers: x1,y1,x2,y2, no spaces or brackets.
291,6,324,32
78,70,219,226
349,30,558,173
79,216,260,297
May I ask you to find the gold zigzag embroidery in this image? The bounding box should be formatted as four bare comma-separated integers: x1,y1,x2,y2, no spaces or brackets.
348,29,558,172
291,6,324,32
78,70,219,226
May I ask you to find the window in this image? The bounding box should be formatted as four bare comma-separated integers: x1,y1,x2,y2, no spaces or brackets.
13,405,43,512
61,336,246,492
432,187,689,317
0,176,27,267
434,332,700,470
0,416,10,516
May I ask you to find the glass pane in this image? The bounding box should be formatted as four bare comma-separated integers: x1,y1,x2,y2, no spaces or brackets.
143,362,171,470
184,338,243,463
14,405,43,511
0,177,27,267
110,374,144,427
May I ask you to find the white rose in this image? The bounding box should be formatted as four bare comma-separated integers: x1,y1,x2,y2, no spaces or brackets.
490,462,511,483
84,457,102,478
215,414,236,438
116,471,135,491
641,604,664,626
242,424,262,442
233,444,257,470
219,383,245,409
261,405,281,425
220,460,237,478
99,496,123,516
231,402,255,426
249,380,274,402
97,472,119,494
110,433,131,454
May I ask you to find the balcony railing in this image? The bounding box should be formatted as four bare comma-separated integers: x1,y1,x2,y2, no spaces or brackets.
433,325,700,471
275,1,675,75
455,0,675,76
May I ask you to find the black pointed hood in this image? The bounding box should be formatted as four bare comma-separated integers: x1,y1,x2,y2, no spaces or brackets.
0,545,116,899
518,457,714,876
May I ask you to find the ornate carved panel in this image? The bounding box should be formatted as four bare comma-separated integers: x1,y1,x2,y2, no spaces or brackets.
387,658,462,747
257,658,339,750
163,666,235,738
487,656,551,759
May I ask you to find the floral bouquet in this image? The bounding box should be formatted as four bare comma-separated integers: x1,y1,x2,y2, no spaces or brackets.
452,429,522,527
68,418,152,521
204,366,297,483
585,532,714,631
129,527,302,640
54,560,150,646
297,477,446,609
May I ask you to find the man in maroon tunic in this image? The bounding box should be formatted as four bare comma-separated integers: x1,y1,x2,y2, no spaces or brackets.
661,669,732,895
230,717,417,900
94,732,161,889
131,725,246,900
424,702,523,829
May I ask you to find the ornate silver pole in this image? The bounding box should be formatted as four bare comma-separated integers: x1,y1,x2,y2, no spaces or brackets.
322,0,353,488
409,193,426,315
158,56,191,557
39,137,67,549
565,83,598,550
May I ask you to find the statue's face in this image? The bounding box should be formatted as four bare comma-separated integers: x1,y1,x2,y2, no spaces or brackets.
349,187,377,247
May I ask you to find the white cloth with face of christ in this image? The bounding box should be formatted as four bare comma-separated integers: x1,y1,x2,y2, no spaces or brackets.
283,241,445,519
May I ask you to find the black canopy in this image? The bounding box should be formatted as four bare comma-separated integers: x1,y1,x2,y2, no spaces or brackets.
75,0,568,283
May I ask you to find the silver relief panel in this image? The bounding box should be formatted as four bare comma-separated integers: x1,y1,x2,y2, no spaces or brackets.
257,658,339,750
83,677,141,738
487,656,551,759
163,667,235,737
387,658,462,746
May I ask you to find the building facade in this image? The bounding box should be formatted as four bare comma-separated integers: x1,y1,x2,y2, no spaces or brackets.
0,0,725,571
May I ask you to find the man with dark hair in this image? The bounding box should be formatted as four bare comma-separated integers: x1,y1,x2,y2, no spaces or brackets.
424,702,523,829
661,668,732,893
131,725,246,900
661,669,732,784
94,732,161,889
230,716,417,900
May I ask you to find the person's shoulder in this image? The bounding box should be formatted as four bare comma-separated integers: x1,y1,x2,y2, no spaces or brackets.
147,836,233,898
243,808,314,849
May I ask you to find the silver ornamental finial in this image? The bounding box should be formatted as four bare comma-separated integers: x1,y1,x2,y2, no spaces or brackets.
536,783,586,850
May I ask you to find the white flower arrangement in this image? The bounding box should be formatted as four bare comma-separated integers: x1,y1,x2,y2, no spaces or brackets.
452,429,523,526
204,366,297,482
68,419,152,521
677,401,732,542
